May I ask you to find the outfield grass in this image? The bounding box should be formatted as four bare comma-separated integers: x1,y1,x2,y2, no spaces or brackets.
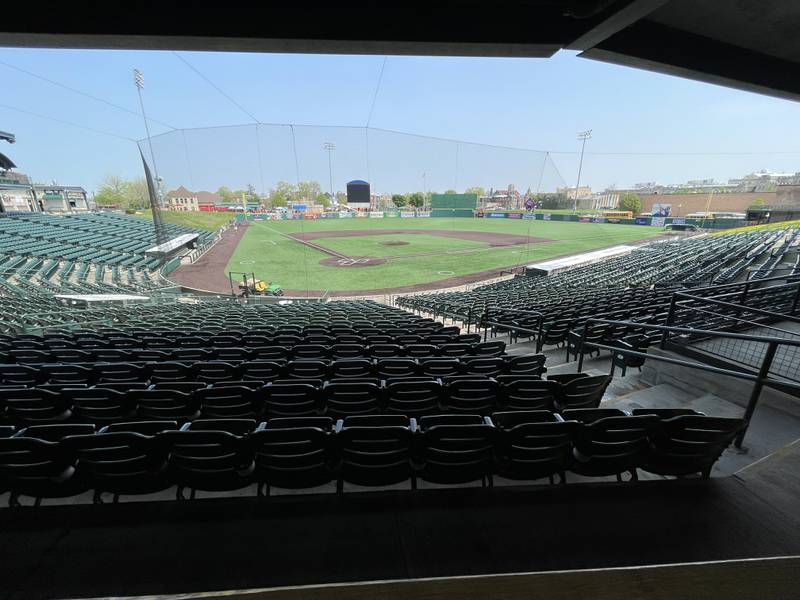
227,217,663,292
136,210,235,232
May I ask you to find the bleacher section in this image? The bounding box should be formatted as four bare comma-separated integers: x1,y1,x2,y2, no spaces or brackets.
0,212,215,322
0,301,744,506
398,226,800,357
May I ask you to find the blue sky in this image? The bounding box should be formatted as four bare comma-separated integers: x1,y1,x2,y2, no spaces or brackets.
2,48,800,196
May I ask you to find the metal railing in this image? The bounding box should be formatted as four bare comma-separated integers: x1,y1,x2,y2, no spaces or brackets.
577,317,800,448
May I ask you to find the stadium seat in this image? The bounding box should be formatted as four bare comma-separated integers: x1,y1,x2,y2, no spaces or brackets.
64,388,138,424
131,389,201,422
248,418,335,495
1,387,72,425
554,375,611,411
492,410,574,484
322,380,382,418
642,415,745,478
384,380,442,417
443,378,499,414
499,379,559,412
163,428,255,499
0,436,87,506
64,431,172,503
569,414,660,480
416,420,496,487
259,383,320,418
195,386,261,420
335,416,416,491
330,358,372,379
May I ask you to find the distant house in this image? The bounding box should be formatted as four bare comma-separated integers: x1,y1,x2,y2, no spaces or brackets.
195,190,223,211
165,186,200,212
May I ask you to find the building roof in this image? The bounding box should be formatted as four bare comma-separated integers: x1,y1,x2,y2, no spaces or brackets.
166,186,194,199
196,190,223,204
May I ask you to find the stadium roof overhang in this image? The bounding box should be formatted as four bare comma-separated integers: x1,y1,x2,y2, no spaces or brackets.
0,152,16,170
2,1,799,101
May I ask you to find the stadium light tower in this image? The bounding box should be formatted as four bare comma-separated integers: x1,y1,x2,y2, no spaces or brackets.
323,142,335,198
133,68,162,207
573,130,592,214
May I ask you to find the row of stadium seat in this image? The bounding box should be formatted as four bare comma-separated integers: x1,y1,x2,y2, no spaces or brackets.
0,340,507,363
0,409,745,505
0,374,609,424
0,355,547,385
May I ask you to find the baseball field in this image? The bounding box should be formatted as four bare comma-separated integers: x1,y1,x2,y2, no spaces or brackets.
168,217,663,295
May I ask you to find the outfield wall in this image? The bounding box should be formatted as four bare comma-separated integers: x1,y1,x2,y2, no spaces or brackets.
233,211,746,229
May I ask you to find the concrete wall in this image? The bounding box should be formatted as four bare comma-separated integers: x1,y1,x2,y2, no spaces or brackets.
638,192,777,215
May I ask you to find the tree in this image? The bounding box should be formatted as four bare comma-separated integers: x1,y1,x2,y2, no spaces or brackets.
297,180,322,203
464,187,485,198
618,192,642,215
407,192,425,209
216,186,235,202
124,178,149,209
444,189,457,195
267,181,295,208
391,194,407,208
335,191,347,205
94,175,128,206
315,192,330,208
95,175,151,209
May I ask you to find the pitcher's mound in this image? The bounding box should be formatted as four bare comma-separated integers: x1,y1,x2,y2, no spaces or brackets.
379,240,410,246
320,256,387,268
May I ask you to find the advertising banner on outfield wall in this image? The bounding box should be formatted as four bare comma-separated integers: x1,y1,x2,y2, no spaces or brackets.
321,212,339,219
416,211,431,218
369,212,384,218
400,211,415,218
507,213,522,219
651,217,666,227
635,217,650,225
543,214,551,221
579,215,592,222
523,214,536,219
356,212,369,218
489,213,507,218
340,212,353,219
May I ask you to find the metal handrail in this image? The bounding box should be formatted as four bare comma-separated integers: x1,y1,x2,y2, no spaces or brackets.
673,288,800,326
581,316,800,448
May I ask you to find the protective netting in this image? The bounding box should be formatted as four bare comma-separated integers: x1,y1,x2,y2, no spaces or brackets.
139,124,566,200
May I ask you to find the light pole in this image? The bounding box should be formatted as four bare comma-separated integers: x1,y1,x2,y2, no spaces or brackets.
573,130,591,214
323,142,335,200
133,69,162,207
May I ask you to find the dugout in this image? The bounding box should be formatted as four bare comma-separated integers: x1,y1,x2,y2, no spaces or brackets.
430,193,477,217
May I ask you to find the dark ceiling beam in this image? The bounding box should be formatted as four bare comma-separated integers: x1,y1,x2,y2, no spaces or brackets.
580,20,800,102
567,0,671,50
0,33,563,57
0,1,600,57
